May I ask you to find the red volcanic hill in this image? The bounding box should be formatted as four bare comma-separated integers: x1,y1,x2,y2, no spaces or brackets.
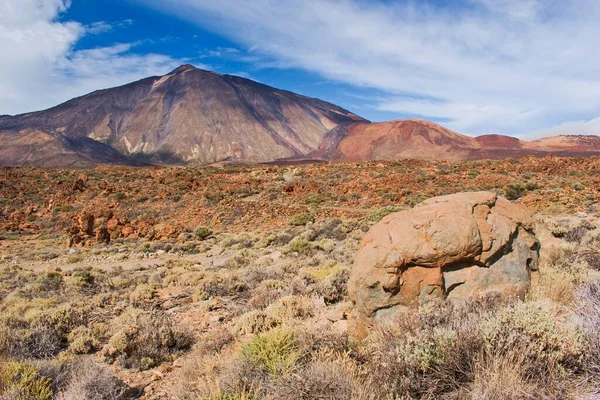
313,120,600,161
1,65,599,167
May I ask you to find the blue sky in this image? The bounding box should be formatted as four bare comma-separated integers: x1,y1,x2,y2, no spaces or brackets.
2,0,600,138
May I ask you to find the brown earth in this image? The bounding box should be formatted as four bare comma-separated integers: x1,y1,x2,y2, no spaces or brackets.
1,156,600,245
2,158,600,399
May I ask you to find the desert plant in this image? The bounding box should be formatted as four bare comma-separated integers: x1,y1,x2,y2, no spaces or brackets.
59,359,129,400
194,226,213,240
239,328,300,377
365,205,402,223
106,311,194,370
289,213,315,226
505,183,527,200
67,326,99,355
0,362,52,400
284,238,315,256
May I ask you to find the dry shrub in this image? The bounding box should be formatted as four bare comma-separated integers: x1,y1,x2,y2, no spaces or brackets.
194,273,248,301
530,248,588,305
581,250,600,271
247,280,289,310
264,359,355,400
194,327,235,356
470,351,542,400
235,296,315,334
480,301,584,385
314,269,349,305
576,281,600,391
105,310,194,370
360,324,457,397
529,267,577,305
0,323,63,359
59,359,130,400
174,351,229,399
295,326,352,358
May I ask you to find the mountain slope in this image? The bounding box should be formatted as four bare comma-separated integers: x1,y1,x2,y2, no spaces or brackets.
0,65,365,166
1,65,600,167
313,119,600,161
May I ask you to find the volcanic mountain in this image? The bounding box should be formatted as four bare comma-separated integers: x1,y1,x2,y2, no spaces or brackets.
0,65,365,167
1,64,600,167
313,120,600,161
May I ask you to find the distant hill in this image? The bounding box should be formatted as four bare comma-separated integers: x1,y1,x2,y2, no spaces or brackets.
1,65,599,167
0,65,365,167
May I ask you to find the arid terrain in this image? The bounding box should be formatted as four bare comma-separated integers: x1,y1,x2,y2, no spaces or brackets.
1,156,600,399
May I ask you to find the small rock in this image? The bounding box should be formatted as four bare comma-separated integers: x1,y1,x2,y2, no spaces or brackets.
68,248,79,255
332,320,349,332
325,308,346,322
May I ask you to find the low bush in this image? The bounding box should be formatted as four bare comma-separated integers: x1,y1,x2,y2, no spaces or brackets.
505,183,527,200
289,213,315,226
105,310,194,370
0,361,53,400
59,359,129,400
194,226,213,240
239,328,300,377
67,326,99,354
365,205,402,223
284,238,316,256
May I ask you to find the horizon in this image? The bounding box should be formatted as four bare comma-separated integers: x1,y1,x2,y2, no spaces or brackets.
2,0,600,139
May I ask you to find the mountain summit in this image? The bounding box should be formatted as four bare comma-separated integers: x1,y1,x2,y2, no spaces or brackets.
0,65,365,167
1,66,599,167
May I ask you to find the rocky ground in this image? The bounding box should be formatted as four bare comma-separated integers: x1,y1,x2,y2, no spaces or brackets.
1,157,600,399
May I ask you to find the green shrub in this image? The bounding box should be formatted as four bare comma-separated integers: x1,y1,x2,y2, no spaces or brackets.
284,238,315,256
239,328,300,377
305,194,324,205
194,226,213,240
504,183,527,200
68,326,99,354
66,255,83,264
0,362,53,400
289,213,315,226
366,206,402,223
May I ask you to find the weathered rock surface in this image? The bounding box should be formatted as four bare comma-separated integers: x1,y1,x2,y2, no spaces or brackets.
348,191,539,331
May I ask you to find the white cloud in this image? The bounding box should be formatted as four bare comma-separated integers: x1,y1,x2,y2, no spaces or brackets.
138,0,600,136
0,0,181,115
522,117,600,140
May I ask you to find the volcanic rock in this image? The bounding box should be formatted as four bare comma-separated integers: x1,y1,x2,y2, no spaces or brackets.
348,191,539,334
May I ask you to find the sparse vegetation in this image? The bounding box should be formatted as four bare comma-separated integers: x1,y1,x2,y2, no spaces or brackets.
2,159,600,398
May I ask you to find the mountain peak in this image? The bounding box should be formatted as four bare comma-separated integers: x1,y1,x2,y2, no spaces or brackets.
170,64,197,75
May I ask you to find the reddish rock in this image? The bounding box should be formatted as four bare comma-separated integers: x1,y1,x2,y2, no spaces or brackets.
95,226,111,244
78,212,95,236
348,192,539,334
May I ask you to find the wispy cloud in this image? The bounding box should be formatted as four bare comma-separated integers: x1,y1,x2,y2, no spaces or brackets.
0,0,181,115
138,0,600,136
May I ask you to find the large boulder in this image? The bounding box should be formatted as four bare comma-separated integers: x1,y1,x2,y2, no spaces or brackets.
348,191,539,332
